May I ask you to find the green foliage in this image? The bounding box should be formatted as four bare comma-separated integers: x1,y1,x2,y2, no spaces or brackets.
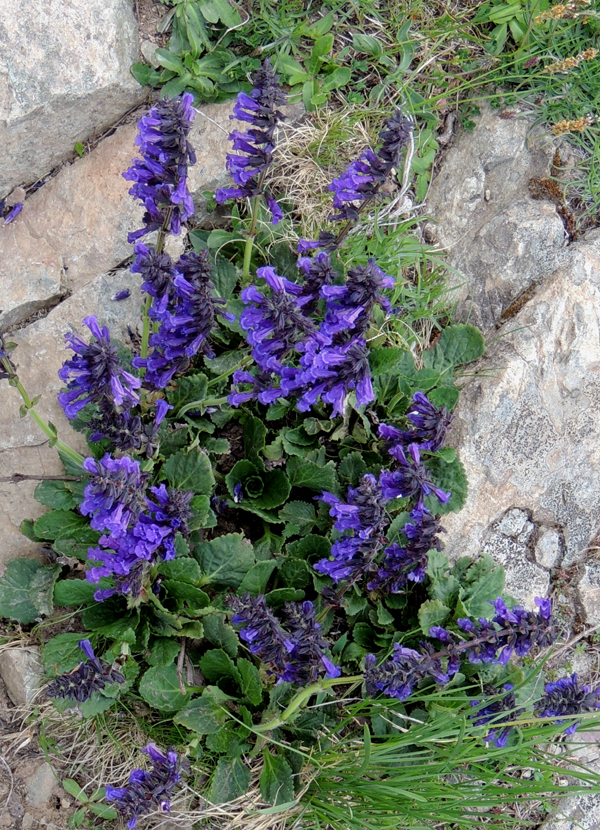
260,748,295,806
139,665,191,712
0,559,61,623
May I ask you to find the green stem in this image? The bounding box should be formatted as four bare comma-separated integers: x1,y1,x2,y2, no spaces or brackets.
177,396,228,418
254,675,363,734
3,358,84,468
206,355,252,389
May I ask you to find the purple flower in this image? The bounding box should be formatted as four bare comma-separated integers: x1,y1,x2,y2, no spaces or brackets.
215,59,286,224
470,684,520,748
228,593,295,672
133,249,232,388
80,454,148,534
227,368,284,407
46,640,124,703
379,392,454,452
239,266,316,369
368,505,445,594
58,316,141,420
296,251,338,314
321,259,394,337
105,744,183,829
379,443,451,507
328,108,413,222
130,243,177,315
123,94,196,243
4,202,23,224
535,673,600,735
111,289,131,301
297,337,374,416
314,475,390,587
364,641,453,702
227,594,338,685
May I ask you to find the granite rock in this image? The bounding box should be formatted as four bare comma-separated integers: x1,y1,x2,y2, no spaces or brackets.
442,230,600,603
426,105,569,331
0,269,142,568
0,646,43,706
0,0,145,199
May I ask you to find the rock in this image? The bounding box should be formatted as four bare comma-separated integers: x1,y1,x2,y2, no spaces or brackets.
0,122,144,331
140,39,160,68
0,268,142,568
480,509,550,607
442,230,600,603
24,761,56,808
426,105,569,331
0,0,145,199
536,530,564,570
0,646,43,705
577,563,600,625
22,815,35,830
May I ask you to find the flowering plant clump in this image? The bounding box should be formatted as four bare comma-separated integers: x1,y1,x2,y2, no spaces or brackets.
0,87,593,826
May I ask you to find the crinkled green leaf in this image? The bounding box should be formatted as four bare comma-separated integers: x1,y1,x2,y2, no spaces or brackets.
174,688,231,734
238,561,278,595
195,533,254,588
34,481,77,510
200,648,242,685
203,612,238,657
209,757,251,803
237,658,263,706
418,599,451,636
423,455,468,515
338,451,368,486
33,510,89,541
286,457,337,492
162,449,215,494
0,559,58,623
148,637,181,667
278,501,316,537
260,749,295,806
139,665,191,712
53,579,98,607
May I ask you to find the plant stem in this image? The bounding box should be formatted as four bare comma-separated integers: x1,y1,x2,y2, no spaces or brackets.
206,354,252,389
2,357,85,468
253,675,363,734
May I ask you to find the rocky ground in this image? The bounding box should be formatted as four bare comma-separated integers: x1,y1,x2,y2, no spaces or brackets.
1,0,600,828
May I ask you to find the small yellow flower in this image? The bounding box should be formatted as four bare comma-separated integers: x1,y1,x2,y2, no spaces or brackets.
551,115,594,136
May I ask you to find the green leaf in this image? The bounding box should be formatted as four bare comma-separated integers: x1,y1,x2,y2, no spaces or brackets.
238,561,277,595
286,457,337,492
303,11,334,37
320,66,352,92
87,803,118,819
209,757,251,804
338,452,367,486
307,34,334,75
352,32,384,56
0,560,55,623
200,649,242,685
202,437,230,454
139,665,191,712
33,510,89,541
278,558,311,589
369,347,406,377
435,447,457,464
154,47,186,74
162,450,215,494
278,501,316,537
52,528,101,561
53,579,98,607
164,580,210,609
286,535,331,561
157,558,201,583
418,599,451,636
423,456,468,515
428,386,459,411
203,613,238,657
28,563,61,616
237,658,263,706
265,588,305,608
244,415,267,462
423,324,486,371
167,373,208,411
211,254,239,299
260,749,295,806
62,779,87,803
460,556,506,618
43,633,90,674
148,638,181,667
34,481,77,510
195,533,254,588
174,689,231,734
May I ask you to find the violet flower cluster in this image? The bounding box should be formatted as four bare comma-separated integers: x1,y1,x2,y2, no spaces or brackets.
46,640,124,703
229,257,395,416
313,392,452,595
132,248,234,388
535,673,600,735
123,93,196,242
215,58,286,224
80,453,195,602
105,743,184,829
470,684,521,748
364,642,457,701
227,594,340,684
